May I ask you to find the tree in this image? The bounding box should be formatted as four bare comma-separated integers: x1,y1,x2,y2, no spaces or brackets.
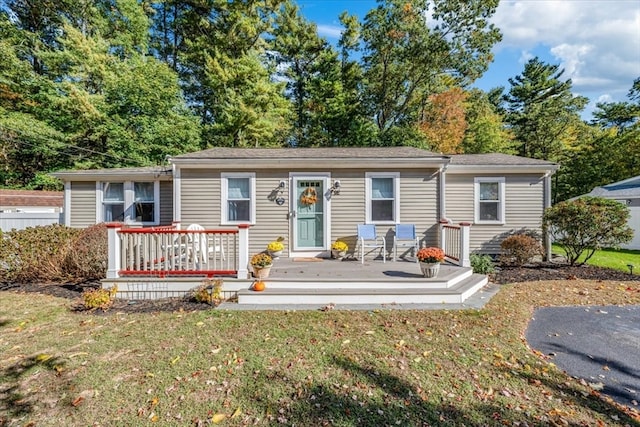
504,57,588,161
461,88,515,154
418,87,467,153
361,0,501,135
543,197,633,266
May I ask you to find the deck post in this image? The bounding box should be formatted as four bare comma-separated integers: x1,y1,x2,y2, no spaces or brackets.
439,219,449,251
237,224,250,279
459,222,471,268
106,222,122,279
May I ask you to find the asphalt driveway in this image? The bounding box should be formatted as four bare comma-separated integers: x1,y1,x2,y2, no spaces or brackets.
526,305,640,409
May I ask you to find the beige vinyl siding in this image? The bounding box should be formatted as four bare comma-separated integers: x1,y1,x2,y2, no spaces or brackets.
159,181,173,225
445,173,545,254
178,167,443,258
179,169,220,227
330,169,439,256
69,182,96,228
251,170,290,255
330,170,366,256
398,170,439,247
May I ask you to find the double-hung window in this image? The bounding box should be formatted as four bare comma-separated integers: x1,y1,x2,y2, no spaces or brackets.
102,182,125,222
99,181,159,224
222,173,255,224
474,177,505,224
133,182,156,222
366,172,399,223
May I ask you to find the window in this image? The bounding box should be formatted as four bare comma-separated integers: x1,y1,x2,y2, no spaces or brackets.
134,182,155,222
366,173,399,223
474,177,505,224
102,182,125,222
222,173,255,224
99,181,159,224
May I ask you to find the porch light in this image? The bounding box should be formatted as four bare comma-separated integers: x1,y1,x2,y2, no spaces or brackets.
331,180,341,195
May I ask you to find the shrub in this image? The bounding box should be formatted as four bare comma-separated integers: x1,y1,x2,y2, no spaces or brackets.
192,279,223,305
62,223,108,282
470,254,495,274
0,224,81,283
543,196,633,266
500,234,543,266
82,286,117,310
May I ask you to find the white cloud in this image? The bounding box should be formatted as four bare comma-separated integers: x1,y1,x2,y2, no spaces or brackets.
492,1,640,101
315,24,342,39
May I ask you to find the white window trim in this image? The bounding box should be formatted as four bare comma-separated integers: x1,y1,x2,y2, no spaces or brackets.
221,172,256,225
474,177,506,224
96,181,160,225
365,172,400,224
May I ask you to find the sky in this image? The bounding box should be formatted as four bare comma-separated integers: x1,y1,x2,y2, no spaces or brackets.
296,0,640,119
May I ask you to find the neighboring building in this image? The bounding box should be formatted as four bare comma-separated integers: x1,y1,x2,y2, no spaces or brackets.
579,175,640,250
51,147,558,257
0,189,63,213
0,189,64,231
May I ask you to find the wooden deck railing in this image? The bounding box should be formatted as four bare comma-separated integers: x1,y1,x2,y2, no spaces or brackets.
439,220,471,267
106,223,250,279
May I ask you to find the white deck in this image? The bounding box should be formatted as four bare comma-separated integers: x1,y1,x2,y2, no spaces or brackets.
103,258,489,306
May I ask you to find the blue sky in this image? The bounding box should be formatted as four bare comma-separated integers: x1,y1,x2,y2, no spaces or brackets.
297,0,640,118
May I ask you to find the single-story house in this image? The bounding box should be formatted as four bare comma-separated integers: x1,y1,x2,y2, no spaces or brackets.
0,189,64,231
0,189,64,213
579,175,640,250
51,147,558,259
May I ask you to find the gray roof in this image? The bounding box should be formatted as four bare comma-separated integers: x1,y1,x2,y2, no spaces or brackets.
170,146,445,160
586,175,640,198
50,165,172,179
448,153,557,167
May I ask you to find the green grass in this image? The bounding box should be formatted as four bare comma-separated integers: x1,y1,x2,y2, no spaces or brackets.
552,244,640,274
1,281,640,426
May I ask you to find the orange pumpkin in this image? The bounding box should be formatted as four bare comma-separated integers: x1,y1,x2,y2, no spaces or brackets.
252,281,266,292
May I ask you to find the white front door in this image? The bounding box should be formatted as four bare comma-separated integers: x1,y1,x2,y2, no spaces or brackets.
291,175,330,252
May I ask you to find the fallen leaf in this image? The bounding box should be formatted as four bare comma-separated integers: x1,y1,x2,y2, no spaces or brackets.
72,396,84,407
211,413,226,423
170,356,180,365
231,407,241,418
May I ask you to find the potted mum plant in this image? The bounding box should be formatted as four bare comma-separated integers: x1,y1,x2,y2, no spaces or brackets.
251,253,273,279
266,236,285,259
331,240,348,259
416,247,445,278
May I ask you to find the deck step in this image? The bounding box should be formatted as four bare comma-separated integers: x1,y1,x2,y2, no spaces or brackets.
237,274,488,305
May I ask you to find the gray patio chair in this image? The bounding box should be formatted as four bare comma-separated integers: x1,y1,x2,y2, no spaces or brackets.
393,223,419,261
357,224,386,264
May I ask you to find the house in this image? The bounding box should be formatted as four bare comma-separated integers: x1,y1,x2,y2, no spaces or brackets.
51,147,558,258
0,189,64,213
579,175,640,250
0,189,64,231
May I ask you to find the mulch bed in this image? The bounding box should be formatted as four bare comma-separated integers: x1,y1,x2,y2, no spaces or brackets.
2,264,639,314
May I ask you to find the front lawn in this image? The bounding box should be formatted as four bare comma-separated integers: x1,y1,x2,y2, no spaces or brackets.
552,244,640,274
1,280,639,426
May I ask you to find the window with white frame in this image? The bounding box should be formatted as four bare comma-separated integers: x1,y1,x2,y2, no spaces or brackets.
99,181,159,224
366,172,399,223
102,182,125,222
474,177,505,223
222,173,255,224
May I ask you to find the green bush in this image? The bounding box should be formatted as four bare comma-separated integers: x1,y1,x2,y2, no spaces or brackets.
470,254,495,274
62,223,108,282
543,196,633,266
500,234,543,266
0,224,81,283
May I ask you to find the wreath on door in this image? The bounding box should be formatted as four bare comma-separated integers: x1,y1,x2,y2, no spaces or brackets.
300,187,318,206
